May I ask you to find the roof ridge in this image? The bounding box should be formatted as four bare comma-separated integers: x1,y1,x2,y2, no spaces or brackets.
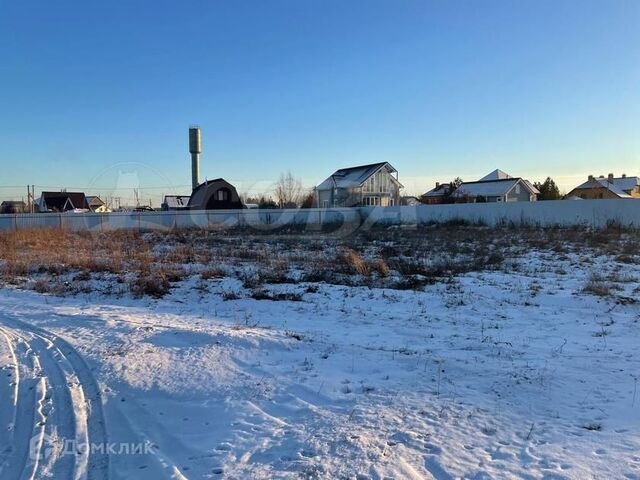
460,178,521,185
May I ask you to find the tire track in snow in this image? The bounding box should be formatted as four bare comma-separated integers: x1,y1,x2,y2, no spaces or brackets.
0,329,19,473
0,328,47,480
0,319,110,480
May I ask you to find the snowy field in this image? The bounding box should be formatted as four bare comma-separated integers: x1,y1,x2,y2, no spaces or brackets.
0,226,639,479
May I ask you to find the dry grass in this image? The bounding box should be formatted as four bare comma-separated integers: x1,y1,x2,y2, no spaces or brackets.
0,229,136,276
1,225,638,297
337,248,370,276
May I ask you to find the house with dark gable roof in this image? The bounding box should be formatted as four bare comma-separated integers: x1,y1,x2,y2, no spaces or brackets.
316,162,403,208
38,192,90,213
421,182,454,205
0,200,28,214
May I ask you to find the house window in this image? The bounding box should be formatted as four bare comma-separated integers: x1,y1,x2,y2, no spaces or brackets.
515,184,521,195
322,200,329,208
216,188,230,201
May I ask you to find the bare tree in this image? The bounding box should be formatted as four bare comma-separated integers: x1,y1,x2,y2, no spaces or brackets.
299,188,316,208
274,171,303,208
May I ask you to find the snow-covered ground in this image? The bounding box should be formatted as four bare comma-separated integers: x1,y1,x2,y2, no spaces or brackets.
1,233,639,479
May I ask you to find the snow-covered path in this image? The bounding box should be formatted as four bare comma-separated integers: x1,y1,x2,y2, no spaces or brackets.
0,257,639,479
0,316,109,480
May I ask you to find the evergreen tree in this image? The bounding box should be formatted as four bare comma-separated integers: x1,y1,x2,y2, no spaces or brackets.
533,177,561,200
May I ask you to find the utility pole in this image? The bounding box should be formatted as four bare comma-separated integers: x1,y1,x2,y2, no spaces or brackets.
27,185,35,213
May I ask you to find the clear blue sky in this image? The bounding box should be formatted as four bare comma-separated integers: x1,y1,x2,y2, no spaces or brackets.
1,0,638,204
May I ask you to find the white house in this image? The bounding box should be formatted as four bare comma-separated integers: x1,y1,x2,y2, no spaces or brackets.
452,170,539,203
316,162,403,208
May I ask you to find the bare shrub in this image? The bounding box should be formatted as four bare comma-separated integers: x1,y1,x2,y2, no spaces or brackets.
130,274,170,298
338,248,369,276
201,268,224,280
616,254,638,264
582,273,622,297
370,258,389,277
250,288,303,302
222,290,242,301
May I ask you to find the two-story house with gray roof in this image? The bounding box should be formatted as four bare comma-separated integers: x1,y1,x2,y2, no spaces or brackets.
315,162,403,208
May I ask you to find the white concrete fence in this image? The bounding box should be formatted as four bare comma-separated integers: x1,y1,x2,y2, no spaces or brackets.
0,200,638,233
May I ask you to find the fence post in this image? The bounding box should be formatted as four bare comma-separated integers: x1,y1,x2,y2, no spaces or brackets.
14,214,17,231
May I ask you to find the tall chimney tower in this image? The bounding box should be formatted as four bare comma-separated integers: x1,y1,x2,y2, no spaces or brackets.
189,126,201,191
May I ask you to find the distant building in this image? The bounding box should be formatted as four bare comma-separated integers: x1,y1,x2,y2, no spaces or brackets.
421,182,453,205
86,196,111,213
0,200,27,214
39,192,90,212
316,162,403,208
452,170,539,203
400,196,421,206
565,174,640,199
161,195,191,211
187,178,244,210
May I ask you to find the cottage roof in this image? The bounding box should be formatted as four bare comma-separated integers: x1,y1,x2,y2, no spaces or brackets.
571,178,633,198
452,178,539,198
317,162,402,190
479,169,513,181
610,176,639,192
86,196,105,207
41,192,90,211
422,183,451,197
163,195,191,208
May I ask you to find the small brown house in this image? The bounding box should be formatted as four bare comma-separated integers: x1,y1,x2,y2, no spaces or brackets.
0,200,27,214
421,182,453,204
565,174,639,199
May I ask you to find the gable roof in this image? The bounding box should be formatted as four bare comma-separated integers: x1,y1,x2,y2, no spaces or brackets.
163,195,191,208
523,180,540,194
570,178,632,198
479,169,512,181
41,192,90,211
422,183,451,197
86,196,105,207
452,178,539,198
611,176,639,192
317,162,402,190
